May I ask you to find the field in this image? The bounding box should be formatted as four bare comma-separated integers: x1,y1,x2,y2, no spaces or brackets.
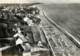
41,4,80,40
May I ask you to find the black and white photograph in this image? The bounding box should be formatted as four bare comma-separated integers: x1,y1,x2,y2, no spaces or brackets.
0,0,80,56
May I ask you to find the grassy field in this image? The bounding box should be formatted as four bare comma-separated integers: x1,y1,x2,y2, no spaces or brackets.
41,4,80,40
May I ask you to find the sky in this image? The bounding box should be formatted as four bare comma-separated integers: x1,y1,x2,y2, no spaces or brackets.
0,0,80,3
